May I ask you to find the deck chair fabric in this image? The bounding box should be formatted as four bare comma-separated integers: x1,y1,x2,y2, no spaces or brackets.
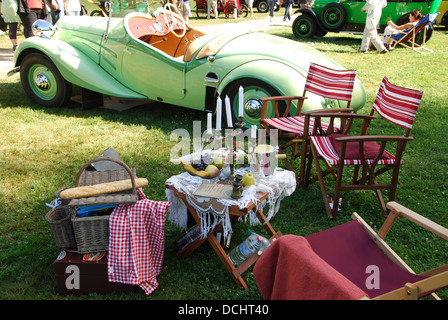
260,63,357,185
253,233,368,300
385,13,439,53
254,201,448,300
307,77,423,219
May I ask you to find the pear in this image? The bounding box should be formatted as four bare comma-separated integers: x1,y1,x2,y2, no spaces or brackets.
242,172,255,186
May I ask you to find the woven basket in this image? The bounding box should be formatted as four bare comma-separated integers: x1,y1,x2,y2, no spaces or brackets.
71,211,111,254
45,205,77,249
68,157,138,254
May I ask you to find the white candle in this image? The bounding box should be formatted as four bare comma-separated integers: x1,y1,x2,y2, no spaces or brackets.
251,125,257,139
207,112,212,134
216,97,222,131
238,86,244,118
225,95,233,128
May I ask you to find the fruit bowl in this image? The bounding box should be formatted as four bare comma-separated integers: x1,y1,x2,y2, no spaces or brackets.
181,161,222,179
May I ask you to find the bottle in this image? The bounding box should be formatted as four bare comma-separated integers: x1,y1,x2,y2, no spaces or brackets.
176,225,201,250
258,236,271,254
227,234,263,266
247,229,271,254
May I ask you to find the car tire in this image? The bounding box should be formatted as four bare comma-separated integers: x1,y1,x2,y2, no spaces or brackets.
225,5,249,18
197,3,217,19
222,79,286,129
292,13,317,38
90,10,103,17
20,53,72,108
443,12,448,30
239,5,249,17
320,3,346,31
256,0,270,13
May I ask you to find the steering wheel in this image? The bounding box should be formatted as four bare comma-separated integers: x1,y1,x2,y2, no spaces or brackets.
162,3,187,38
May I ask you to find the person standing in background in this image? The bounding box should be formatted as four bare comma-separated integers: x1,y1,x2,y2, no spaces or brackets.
17,0,55,38
359,0,388,53
207,0,217,19
246,0,253,18
64,0,81,16
267,0,276,22
181,0,191,23
0,0,22,50
51,0,64,22
283,0,292,22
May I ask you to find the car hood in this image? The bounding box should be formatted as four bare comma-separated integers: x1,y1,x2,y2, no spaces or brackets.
56,15,110,37
210,31,345,75
207,30,365,111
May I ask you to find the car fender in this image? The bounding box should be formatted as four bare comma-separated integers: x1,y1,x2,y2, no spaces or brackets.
292,8,327,30
217,60,365,115
15,37,147,99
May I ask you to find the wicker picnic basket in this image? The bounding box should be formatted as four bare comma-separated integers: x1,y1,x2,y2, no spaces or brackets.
45,204,77,250
64,157,139,254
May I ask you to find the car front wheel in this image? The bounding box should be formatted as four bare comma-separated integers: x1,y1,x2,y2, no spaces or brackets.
222,79,286,129
20,53,72,108
256,0,269,13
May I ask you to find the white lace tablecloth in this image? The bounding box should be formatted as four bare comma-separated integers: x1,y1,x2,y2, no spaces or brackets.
165,167,296,242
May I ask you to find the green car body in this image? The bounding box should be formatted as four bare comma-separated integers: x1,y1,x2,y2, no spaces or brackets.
11,6,366,128
292,0,442,38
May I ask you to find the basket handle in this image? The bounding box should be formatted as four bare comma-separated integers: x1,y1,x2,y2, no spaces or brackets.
74,157,137,195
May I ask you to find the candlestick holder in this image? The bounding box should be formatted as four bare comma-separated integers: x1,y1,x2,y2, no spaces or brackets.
205,131,214,145
224,117,245,184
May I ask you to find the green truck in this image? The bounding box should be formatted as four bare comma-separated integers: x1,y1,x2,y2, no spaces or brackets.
292,0,442,39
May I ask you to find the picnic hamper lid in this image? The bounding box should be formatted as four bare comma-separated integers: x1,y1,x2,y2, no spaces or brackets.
61,157,139,206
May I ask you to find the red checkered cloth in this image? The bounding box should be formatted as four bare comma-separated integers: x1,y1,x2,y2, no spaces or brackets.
108,188,171,295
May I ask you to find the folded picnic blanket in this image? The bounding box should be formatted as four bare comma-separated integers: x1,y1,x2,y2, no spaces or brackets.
107,189,171,295
253,235,367,300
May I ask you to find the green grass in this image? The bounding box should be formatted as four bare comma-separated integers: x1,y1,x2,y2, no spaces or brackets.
0,10,448,301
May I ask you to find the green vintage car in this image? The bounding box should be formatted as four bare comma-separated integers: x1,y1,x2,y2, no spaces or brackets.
9,2,366,128
292,0,442,39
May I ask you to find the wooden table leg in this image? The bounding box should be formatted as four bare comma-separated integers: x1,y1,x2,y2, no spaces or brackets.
207,231,248,289
167,184,282,289
170,195,248,288
255,207,276,237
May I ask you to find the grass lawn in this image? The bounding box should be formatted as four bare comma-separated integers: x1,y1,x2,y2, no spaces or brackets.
0,5,447,302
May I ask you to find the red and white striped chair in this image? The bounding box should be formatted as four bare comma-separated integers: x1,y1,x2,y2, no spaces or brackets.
260,63,357,186
308,77,423,220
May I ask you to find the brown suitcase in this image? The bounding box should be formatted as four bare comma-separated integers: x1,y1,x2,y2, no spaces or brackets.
53,251,134,296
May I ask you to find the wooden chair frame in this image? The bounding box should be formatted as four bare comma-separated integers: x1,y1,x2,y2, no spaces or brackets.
305,78,422,219
309,122,413,219
259,63,356,186
357,202,448,300
254,201,448,300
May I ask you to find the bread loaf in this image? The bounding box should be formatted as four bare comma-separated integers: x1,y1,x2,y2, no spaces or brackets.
59,178,148,199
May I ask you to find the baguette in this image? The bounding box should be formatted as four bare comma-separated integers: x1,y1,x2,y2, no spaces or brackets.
59,178,148,199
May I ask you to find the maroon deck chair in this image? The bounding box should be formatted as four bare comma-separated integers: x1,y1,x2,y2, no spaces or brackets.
259,62,357,186
254,202,448,300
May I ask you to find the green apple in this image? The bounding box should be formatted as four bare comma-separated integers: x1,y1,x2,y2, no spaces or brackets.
242,172,255,186
212,156,224,169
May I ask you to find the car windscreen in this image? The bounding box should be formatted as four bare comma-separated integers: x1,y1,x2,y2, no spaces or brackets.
109,0,158,17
